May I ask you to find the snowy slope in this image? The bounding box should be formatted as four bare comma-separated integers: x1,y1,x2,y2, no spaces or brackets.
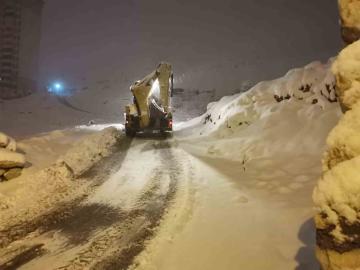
0,89,129,138
0,127,122,226
176,60,341,161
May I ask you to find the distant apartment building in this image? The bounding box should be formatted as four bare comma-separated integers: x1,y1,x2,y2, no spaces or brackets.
0,0,43,99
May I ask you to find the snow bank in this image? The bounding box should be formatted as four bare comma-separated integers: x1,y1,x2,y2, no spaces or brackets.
178,60,341,161
58,127,122,176
0,127,123,232
188,60,337,136
332,41,360,110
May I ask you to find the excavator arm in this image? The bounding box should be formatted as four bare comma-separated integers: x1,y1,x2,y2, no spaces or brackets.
125,63,173,136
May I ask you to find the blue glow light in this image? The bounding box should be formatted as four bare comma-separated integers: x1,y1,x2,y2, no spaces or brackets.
54,82,62,90
47,81,68,95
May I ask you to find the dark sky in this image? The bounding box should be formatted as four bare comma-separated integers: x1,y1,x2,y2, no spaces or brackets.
39,0,342,92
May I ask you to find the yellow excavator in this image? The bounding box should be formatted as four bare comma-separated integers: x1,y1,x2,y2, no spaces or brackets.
124,62,173,136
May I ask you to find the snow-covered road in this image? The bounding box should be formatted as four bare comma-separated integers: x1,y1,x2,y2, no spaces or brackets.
0,136,195,269
131,142,320,270
0,134,321,270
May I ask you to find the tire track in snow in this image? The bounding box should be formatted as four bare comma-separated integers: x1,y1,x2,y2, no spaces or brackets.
0,139,186,270
55,140,181,270
0,140,132,268
56,96,92,114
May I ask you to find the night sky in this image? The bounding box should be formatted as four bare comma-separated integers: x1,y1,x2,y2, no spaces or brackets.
39,0,343,93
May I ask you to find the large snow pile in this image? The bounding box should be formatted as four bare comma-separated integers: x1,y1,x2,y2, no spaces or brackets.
177,60,341,162
0,127,123,236
0,132,25,181
313,40,360,270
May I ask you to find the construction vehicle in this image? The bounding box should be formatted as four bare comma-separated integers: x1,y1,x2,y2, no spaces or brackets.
124,62,173,136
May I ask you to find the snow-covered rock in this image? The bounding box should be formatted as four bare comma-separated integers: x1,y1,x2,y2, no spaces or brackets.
332,40,360,111
0,149,26,169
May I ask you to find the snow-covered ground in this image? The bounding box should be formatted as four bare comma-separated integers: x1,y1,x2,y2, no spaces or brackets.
0,60,342,269
0,127,122,216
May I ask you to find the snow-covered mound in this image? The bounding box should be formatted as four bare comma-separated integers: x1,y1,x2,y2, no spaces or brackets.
0,127,123,232
177,60,341,161
0,91,129,137
58,127,122,176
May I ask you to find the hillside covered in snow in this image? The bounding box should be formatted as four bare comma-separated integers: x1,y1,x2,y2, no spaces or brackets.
177,60,341,160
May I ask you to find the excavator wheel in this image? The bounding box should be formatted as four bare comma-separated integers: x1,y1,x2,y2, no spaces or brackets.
125,126,136,137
